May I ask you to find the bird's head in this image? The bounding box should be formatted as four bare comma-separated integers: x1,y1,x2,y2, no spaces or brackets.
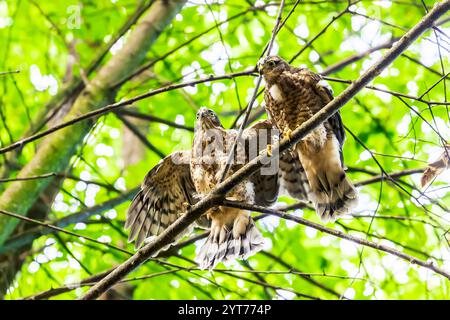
195,107,223,130
258,55,289,82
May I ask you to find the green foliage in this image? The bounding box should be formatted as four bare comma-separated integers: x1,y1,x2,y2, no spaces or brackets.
0,0,449,300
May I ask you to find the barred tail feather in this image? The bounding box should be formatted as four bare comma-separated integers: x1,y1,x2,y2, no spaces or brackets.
313,172,358,222
126,188,188,249
197,214,264,270
297,138,358,222
278,150,310,201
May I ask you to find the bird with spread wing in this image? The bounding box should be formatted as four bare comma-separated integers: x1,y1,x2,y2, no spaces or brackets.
125,107,309,269
259,55,358,222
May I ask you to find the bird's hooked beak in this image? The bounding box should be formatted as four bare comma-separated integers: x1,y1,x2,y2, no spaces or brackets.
198,107,208,119
257,58,266,75
196,107,216,129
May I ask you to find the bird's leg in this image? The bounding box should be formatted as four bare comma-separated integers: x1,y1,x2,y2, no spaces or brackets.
282,128,293,141
232,210,250,239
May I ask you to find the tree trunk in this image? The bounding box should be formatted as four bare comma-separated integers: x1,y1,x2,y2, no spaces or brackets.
0,178,62,297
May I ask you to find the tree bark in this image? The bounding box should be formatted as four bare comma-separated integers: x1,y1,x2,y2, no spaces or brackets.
0,179,62,298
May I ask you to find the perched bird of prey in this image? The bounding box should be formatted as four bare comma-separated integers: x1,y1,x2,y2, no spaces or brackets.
259,55,358,222
126,107,290,269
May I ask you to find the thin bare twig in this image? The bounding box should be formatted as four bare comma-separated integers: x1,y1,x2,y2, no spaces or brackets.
223,200,450,280
115,109,194,132
79,2,450,300
0,209,132,256
0,70,256,155
116,113,166,159
0,70,20,76
219,0,287,182
0,189,137,254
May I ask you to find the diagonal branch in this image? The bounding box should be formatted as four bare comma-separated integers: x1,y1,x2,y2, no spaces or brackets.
0,70,20,77
0,188,137,254
321,37,400,76
355,168,424,187
219,0,286,181
222,201,450,280
0,70,256,155
115,113,166,159
0,208,133,256
115,109,194,132
79,0,450,300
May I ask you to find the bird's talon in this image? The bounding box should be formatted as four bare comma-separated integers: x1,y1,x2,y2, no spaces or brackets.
282,129,293,141
182,202,191,211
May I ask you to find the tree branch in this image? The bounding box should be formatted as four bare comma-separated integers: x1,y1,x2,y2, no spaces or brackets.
115,109,194,132
79,1,450,300
222,200,450,280
0,70,20,77
355,168,424,187
115,113,166,159
0,188,137,254
0,70,256,155
0,0,187,246
219,0,286,181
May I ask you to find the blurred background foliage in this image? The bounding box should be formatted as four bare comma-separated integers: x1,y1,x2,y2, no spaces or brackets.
0,0,449,300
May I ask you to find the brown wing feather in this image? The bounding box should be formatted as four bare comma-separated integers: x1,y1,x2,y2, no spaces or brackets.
125,151,195,248
243,119,311,203
308,69,346,164
278,149,310,201
242,120,280,206
313,76,346,146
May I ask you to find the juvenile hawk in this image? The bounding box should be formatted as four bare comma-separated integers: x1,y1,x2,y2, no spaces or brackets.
125,107,300,269
259,55,358,221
